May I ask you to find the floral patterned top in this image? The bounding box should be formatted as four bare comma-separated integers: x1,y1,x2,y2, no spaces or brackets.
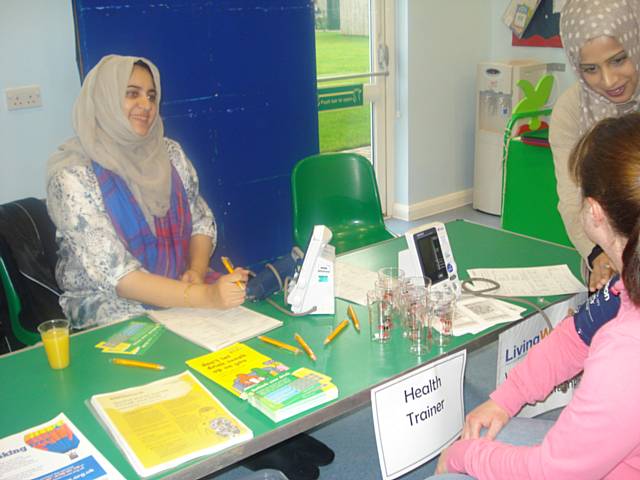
47,138,216,330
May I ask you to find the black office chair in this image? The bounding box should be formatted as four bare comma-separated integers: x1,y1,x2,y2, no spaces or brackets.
0,198,63,350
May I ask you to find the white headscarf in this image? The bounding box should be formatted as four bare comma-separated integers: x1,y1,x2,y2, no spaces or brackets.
47,54,171,223
560,0,640,134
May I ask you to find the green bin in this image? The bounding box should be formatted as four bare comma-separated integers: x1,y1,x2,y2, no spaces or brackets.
501,114,572,247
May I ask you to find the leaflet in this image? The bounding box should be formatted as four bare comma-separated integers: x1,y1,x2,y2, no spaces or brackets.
90,371,252,478
0,412,123,480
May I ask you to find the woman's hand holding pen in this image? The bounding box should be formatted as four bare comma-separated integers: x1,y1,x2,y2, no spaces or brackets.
205,269,249,309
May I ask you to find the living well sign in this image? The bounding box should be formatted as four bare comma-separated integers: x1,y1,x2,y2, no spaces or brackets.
497,292,587,417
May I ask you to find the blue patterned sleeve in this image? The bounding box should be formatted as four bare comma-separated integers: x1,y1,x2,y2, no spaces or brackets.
47,166,142,293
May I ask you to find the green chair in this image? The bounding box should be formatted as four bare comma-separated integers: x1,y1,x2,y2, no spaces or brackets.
291,152,395,254
0,254,39,346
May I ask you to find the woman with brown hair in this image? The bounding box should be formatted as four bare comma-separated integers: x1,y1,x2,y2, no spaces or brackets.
430,113,640,478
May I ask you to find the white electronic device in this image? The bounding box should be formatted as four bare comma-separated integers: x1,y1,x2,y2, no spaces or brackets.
287,225,335,315
400,222,461,296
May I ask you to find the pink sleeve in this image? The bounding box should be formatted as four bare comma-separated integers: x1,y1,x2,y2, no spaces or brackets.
446,315,640,479
490,316,588,416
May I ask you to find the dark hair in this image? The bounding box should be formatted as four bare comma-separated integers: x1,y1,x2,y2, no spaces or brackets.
570,112,640,304
133,59,153,75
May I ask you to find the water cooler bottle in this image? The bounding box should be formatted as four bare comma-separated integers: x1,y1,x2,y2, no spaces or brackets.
473,59,548,215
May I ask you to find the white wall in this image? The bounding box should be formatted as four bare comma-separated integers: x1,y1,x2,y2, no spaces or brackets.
394,0,492,219
490,0,577,95
393,0,578,220
0,1,79,203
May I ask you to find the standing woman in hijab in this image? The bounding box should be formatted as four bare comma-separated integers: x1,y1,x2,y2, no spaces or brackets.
47,55,248,330
550,0,640,291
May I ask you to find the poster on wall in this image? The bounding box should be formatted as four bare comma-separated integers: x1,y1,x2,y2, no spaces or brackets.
511,0,562,48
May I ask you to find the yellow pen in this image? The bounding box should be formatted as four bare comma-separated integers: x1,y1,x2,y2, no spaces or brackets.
294,333,317,361
258,335,301,355
221,256,245,290
110,358,165,370
323,319,350,345
347,305,360,332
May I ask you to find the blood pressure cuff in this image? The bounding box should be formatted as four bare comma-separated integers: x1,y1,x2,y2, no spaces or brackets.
246,248,304,302
573,274,621,346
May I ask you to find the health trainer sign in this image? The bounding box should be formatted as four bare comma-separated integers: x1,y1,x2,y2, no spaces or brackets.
371,350,466,480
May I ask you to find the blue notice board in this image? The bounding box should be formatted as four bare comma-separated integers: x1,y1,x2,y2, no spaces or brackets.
72,0,319,268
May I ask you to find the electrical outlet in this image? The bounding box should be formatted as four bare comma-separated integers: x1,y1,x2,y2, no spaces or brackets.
5,85,42,111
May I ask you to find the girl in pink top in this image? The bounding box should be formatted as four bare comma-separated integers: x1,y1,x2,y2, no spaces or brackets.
432,113,640,479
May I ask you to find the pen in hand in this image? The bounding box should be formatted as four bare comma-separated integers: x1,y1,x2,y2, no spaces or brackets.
221,256,246,290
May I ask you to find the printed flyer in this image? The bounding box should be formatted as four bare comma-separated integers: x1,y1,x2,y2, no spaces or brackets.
0,412,123,480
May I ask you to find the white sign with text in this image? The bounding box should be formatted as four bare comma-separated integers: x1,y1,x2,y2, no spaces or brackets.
371,350,466,480
497,293,587,417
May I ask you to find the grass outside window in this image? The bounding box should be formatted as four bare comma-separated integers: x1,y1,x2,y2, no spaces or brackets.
316,31,371,153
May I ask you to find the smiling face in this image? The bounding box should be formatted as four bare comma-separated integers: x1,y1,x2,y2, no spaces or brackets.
122,64,157,136
579,36,639,104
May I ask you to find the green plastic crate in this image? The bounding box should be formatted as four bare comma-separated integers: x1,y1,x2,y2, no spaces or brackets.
501,127,572,247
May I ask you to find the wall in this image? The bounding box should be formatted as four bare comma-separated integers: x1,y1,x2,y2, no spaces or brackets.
393,0,492,219
0,1,79,203
490,0,576,96
393,0,578,220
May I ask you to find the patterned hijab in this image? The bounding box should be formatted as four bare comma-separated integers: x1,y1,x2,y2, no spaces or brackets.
560,0,640,134
47,54,171,223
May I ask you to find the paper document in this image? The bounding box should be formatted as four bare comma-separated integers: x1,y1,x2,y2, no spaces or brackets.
335,261,378,305
447,295,527,336
95,316,163,355
0,413,123,480
466,264,585,297
149,306,282,351
187,342,290,398
90,371,252,478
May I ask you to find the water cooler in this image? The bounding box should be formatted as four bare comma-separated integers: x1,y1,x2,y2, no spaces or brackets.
473,60,548,215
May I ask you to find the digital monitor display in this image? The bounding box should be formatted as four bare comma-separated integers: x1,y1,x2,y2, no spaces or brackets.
413,227,448,285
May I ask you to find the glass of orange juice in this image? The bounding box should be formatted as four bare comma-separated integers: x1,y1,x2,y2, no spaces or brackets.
37,319,70,369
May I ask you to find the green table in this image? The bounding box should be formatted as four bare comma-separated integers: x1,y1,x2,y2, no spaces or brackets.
0,220,582,479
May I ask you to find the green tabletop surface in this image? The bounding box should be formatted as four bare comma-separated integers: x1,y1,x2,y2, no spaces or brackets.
0,220,582,479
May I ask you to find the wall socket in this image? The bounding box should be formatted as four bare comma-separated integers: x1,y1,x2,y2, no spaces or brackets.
5,85,42,111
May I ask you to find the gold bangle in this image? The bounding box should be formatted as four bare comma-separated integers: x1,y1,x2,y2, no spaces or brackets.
183,283,195,308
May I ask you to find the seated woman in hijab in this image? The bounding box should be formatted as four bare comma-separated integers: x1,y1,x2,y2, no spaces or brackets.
47,54,248,330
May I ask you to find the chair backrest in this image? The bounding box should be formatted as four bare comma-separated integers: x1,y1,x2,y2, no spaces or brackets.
0,198,63,347
291,152,392,253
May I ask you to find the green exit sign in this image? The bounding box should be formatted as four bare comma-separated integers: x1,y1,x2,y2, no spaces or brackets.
318,84,364,112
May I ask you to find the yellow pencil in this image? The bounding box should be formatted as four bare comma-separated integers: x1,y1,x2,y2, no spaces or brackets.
221,256,245,290
347,305,360,332
294,333,317,361
323,319,349,345
258,335,301,355
110,358,165,370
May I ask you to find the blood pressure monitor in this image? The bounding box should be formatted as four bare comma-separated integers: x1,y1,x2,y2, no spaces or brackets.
403,222,461,295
